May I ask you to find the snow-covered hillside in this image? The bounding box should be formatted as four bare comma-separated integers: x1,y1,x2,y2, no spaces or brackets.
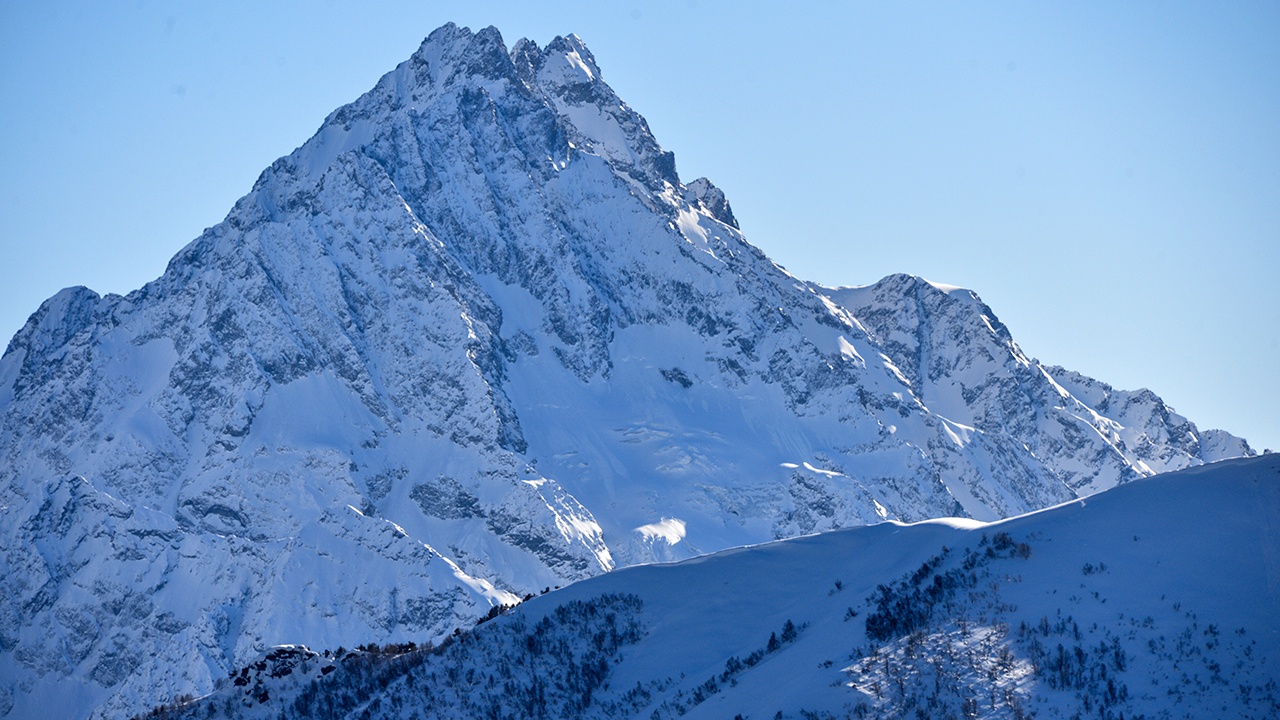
0,23,1258,719
166,454,1280,720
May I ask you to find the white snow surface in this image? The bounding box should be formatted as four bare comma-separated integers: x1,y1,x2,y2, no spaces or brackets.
174,454,1280,719
0,23,1260,719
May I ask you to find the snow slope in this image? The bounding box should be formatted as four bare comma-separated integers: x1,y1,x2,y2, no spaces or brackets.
0,23,1259,719
173,453,1280,720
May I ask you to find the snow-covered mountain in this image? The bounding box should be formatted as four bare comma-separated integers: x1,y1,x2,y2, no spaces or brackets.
164,453,1280,720
0,23,1257,719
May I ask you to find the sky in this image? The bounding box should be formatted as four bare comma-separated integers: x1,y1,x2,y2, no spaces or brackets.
1,1,1277,451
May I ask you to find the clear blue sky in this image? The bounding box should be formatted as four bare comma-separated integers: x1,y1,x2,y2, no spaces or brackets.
2,1,1277,451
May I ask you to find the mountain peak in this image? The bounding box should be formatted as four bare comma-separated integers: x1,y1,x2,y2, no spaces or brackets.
402,22,518,91
407,25,602,97
538,33,601,86
868,273,972,297
2,284,101,364
684,177,739,229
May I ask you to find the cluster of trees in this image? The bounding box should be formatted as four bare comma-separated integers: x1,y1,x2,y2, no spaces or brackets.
283,593,645,720
126,693,196,720
151,593,646,720
1017,614,1130,707
840,533,1042,719
392,592,647,720
351,641,427,655
986,531,1032,560
845,620,1033,720
282,645,428,720
864,548,967,642
865,533,1032,643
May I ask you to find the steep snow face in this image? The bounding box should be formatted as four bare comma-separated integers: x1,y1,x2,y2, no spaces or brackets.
822,275,1253,495
173,454,1280,720
0,23,1257,720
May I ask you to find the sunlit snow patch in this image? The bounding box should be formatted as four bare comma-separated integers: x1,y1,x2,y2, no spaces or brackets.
634,517,687,545
676,207,717,258
837,335,864,363
563,47,595,81
940,418,976,448
802,462,841,477
924,278,966,294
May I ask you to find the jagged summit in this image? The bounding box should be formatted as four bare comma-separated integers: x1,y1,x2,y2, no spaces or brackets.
684,177,738,228
0,24,1256,720
517,32,602,85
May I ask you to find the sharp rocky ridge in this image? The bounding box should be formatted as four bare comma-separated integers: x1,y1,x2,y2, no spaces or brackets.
0,23,1257,720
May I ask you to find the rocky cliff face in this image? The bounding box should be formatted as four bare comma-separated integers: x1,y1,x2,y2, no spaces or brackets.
0,23,1255,720
822,276,1254,498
